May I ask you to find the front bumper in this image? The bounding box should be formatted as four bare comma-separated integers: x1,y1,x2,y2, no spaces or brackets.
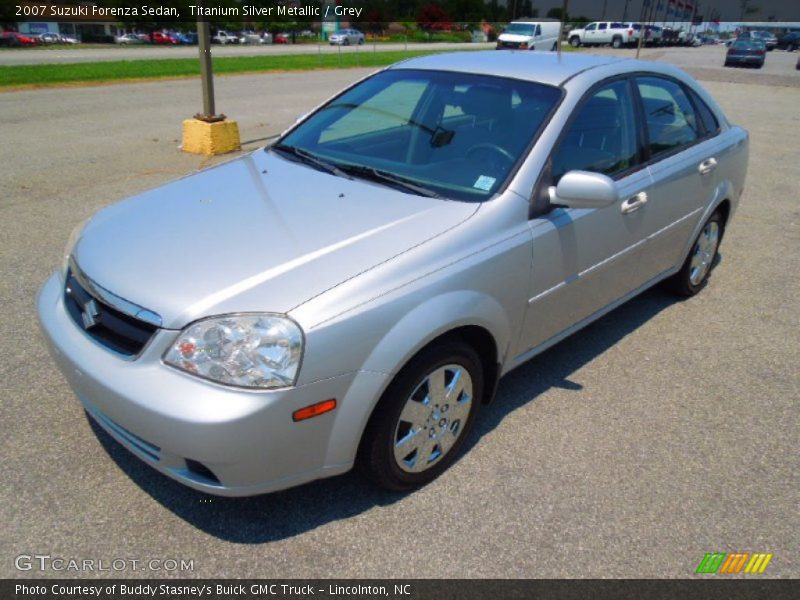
37,272,388,496
726,55,764,65
496,41,529,50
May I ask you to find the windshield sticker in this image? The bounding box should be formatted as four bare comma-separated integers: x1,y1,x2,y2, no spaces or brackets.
473,175,496,191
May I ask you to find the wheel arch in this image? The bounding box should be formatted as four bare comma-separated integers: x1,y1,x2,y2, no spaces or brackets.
323,291,509,469
359,290,509,403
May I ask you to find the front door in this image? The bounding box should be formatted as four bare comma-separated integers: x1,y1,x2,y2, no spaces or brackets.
519,78,653,354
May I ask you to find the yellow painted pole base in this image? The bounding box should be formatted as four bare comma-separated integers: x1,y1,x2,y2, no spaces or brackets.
182,118,241,156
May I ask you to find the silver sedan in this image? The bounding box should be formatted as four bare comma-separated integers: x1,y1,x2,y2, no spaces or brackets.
328,28,365,45
38,52,748,496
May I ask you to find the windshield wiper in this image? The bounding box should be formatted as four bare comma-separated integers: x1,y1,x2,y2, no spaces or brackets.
320,103,455,148
270,144,351,179
336,164,441,198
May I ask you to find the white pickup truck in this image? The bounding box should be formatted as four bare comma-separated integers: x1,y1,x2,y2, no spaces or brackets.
212,30,239,44
568,22,641,48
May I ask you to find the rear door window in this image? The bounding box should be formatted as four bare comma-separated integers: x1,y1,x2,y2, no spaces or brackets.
636,76,701,158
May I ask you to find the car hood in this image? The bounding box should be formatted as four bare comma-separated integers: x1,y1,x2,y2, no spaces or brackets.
73,150,478,329
499,34,534,42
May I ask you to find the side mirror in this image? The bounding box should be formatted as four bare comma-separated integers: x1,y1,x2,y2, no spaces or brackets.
549,170,619,209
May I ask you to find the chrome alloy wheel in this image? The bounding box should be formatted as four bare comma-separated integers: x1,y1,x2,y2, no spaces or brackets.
393,364,473,473
689,221,720,285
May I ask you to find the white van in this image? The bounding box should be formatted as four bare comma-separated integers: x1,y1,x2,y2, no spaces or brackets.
496,19,561,51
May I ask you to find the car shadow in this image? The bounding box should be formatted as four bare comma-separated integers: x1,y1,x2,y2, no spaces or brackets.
88,281,693,544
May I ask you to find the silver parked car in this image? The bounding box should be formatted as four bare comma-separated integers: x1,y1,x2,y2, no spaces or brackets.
38,52,748,496
329,28,365,45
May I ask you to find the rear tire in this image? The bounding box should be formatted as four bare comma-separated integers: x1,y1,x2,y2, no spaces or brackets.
612,36,623,49
358,341,483,491
666,212,723,297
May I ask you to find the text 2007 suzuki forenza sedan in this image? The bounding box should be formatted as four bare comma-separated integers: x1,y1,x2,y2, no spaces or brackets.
38,52,748,496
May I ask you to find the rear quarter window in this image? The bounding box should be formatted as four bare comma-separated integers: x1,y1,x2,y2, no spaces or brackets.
688,89,720,136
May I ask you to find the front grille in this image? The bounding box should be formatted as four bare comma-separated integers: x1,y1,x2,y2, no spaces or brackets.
64,266,158,357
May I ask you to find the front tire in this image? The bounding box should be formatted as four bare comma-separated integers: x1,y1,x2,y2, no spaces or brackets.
667,212,723,297
358,341,483,491
569,36,580,48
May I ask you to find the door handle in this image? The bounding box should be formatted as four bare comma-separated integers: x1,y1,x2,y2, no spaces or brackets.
621,192,648,214
698,157,718,175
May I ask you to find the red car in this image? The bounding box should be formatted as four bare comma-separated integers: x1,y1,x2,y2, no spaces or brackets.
274,32,291,44
148,32,178,45
0,32,40,47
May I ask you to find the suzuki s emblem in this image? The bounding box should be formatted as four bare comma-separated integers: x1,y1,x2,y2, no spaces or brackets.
81,298,100,329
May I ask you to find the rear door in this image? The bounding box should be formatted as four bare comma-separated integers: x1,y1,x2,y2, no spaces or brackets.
596,22,611,44
633,76,722,279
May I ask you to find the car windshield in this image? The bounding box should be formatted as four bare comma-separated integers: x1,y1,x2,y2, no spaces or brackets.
733,40,763,49
277,69,561,201
504,24,537,35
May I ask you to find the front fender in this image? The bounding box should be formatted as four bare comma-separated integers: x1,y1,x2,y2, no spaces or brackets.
360,290,510,377
321,291,510,468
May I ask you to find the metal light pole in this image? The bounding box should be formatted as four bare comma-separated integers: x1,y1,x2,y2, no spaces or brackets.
196,3,220,121
183,0,238,156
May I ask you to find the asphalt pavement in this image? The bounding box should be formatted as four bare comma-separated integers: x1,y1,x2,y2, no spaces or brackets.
0,46,797,578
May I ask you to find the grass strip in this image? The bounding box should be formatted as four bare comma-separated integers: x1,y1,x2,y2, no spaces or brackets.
0,49,473,88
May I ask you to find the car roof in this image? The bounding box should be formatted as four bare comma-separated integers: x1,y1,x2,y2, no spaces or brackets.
390,51,631,87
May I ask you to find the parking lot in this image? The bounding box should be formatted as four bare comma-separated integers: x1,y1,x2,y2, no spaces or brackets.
1,45,798,578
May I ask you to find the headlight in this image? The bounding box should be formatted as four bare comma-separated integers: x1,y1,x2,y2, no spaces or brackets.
163,314,304,390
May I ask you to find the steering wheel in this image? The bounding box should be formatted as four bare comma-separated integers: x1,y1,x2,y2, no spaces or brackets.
465,143,515,171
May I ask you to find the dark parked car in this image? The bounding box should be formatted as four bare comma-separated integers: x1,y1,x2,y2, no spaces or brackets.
724,39,767,68
0,31,40,46
737,30,777,51
176,32,197,44
777,31,800,51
